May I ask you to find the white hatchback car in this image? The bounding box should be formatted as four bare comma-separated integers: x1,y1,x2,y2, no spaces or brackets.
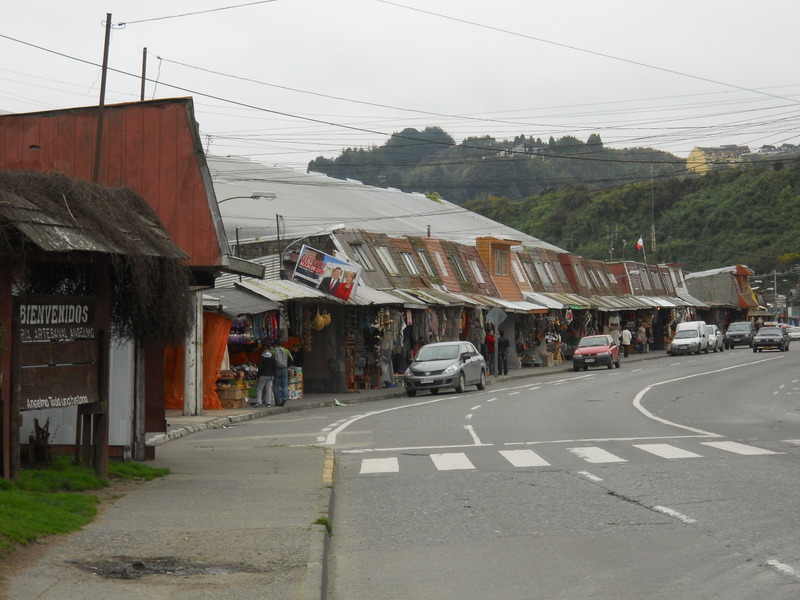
706,324,724,352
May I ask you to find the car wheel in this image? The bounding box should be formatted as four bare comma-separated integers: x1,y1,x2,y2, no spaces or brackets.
454,372,465,393
476,370,486,390
615,358,620,368
406,389,417,397
607,361,613,370
573,365,579,372
583,366,588,371
720,344,724,352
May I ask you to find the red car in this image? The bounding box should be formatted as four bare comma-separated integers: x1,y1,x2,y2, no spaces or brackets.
572,334,621,371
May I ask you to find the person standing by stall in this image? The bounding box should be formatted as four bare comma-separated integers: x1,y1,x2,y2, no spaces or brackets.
272,340,294,407
621,327,632,358
497,329,510,375
252,341,275,407
484,328,496,375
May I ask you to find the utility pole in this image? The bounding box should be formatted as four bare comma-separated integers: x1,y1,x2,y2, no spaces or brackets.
92,13,112,183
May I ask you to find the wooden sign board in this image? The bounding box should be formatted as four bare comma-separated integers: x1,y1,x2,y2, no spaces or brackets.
15,296,100,411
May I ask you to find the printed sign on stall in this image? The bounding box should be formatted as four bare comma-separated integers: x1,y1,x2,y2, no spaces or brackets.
292,245,362,302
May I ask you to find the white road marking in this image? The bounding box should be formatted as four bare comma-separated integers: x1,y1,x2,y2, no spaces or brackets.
568,446,627,463
431,452,475,470
633,443,702,459
578,471,603,482
701,441,777,455
470,405,481,410
633,356,782,438
508,391,520,396
499,449,550,467
767,560,800,580
464,425,482,445
653,505,696,524
360,457,399,474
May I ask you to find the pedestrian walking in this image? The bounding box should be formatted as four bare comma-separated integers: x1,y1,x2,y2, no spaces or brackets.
253,341,275,407
271,340,294,407
621,327,632,358
497,329,510,375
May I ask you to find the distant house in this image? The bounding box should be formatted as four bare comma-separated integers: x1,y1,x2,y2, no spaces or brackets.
686,145,750,174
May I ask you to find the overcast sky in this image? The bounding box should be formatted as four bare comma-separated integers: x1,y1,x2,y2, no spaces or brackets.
3,0,800,172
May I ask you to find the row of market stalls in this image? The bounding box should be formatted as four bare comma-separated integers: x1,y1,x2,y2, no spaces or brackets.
192,230,723,408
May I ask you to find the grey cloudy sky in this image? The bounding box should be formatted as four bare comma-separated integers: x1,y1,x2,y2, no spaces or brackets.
3,0,799,171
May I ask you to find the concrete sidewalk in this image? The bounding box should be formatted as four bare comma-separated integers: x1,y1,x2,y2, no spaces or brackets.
4,351,660,600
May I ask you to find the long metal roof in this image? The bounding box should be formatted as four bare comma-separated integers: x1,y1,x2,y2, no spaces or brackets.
208,156,564,251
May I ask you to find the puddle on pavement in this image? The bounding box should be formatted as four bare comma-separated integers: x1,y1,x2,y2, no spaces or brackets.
73,556,260,579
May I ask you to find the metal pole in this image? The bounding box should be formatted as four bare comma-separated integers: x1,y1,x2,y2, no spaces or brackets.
92,13,112,183
140,47,147,101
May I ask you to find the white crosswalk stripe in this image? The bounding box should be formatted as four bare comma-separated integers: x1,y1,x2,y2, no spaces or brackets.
568,446,627,463
701,441,778,455
499,449,551,467
430,452,475,470
633,443,703,459
360,457,399,474
353,440,780,475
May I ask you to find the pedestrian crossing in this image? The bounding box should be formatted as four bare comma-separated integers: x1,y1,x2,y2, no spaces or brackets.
353,440,784,475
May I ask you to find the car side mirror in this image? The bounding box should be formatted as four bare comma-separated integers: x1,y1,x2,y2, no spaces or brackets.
461,352,471,362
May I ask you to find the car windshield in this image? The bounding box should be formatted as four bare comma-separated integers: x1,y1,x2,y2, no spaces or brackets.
757,327,781,336
415,345,459,361
578,336,608,348
675,330,698,339
728,323,750,331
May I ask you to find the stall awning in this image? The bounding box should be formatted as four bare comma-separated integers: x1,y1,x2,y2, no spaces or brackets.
348,285,407,306
525,292,565,310
538,292,591,309
204,287,281,319
379,289,429,310
237,278,332,302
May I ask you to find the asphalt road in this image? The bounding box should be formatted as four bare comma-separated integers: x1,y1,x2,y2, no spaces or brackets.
325,347,800,599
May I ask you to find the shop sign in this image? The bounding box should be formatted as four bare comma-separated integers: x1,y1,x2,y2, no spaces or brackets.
293,245,363,302
15,296,100,411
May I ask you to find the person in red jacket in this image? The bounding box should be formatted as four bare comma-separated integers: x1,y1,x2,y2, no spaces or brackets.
484,328,496,375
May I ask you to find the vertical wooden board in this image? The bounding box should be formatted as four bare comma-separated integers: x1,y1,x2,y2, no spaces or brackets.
55,114,76,175
102,108,125,186
122,105,145,192
72,112,97,182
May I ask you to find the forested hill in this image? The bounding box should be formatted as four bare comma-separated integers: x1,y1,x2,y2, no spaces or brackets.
465,162,800,274
308,127,684,204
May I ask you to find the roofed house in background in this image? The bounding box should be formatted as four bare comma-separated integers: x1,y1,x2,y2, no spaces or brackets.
684,265,759,325
686,145,750,175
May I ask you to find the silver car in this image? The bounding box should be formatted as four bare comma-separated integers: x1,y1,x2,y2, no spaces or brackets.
706,324,724,352
403,341,487,397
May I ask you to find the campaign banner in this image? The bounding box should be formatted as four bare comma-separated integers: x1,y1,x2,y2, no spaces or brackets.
292,245,362,302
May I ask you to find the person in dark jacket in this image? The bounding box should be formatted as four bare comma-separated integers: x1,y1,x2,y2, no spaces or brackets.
484,328,496,375
253,341,275,407
497,329,510,375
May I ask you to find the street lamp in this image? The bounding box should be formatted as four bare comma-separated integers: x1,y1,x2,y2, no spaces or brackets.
218,191,277,204
217,192,277,256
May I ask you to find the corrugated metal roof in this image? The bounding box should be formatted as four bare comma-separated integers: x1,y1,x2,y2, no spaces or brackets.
204,287,281,318
210,156,564,251
237,278,330,302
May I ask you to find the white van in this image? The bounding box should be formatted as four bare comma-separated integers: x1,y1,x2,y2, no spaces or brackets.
675,321,709,353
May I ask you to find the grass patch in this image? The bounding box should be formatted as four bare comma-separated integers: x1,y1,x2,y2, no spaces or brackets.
0,456,169,557
313,516,332,536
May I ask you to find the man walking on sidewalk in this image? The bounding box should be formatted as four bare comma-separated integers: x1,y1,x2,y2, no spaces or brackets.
621,327,632,358
272,340,294,407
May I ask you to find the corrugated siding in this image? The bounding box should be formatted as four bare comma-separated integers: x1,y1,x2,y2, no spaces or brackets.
0,99,224,269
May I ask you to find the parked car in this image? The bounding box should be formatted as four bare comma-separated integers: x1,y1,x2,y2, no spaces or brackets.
724,321,755,348
667,329,705,355
787,326,800,342
752,326,790,352
403,341,487,397
572,335,621,371
675,321,708,353
706,324,724,352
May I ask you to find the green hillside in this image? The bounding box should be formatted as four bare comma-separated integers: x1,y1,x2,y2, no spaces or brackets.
467,162,800,274
308,128,684,204
308,128,800,274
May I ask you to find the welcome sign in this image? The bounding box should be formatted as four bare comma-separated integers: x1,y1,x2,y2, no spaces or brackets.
16,296,100,411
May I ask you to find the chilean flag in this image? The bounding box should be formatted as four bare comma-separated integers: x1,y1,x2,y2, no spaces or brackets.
636,237,644,250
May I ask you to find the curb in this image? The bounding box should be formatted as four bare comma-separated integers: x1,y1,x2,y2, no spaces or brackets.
303,447,335,600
